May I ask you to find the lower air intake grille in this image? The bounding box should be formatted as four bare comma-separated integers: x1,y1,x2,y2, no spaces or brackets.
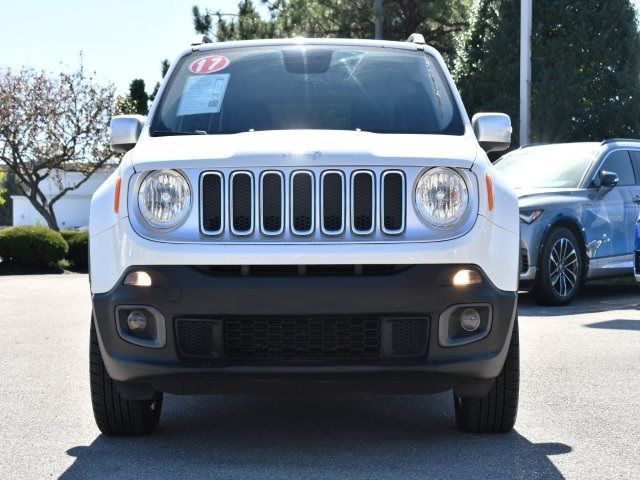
176,320,218,357
390,319,427,356
224,317,380,360
635,250,640,274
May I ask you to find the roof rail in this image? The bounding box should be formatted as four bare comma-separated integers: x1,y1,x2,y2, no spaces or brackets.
191,34,213,47
601,138,640,146
407,33,426,45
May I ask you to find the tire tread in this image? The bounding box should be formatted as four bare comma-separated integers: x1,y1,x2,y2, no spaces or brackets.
454,317,519,434
89,317,162,436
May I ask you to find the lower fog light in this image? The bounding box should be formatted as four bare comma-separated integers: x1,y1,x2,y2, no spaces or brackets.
460,308,481,332
127,311,148,332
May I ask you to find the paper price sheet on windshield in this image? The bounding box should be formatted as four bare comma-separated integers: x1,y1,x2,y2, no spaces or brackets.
177,74,230,117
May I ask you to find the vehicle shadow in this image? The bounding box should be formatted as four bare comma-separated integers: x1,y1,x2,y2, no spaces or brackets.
60,393,569,480
584,319,640,331
519,281,640,317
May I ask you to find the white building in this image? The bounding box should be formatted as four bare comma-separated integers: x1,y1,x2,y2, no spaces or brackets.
11,166,117,229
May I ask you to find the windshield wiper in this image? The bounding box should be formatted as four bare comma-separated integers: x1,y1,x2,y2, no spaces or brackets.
151,130,208,137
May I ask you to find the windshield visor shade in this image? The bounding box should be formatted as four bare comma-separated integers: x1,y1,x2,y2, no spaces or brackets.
151,45,465,136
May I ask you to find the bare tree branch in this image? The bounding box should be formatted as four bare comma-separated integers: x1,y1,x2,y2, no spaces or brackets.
0,64,117,230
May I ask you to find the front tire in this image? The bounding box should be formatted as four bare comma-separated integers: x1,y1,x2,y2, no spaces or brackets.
454,317,519,434
532,226,583,306
90,316,163,435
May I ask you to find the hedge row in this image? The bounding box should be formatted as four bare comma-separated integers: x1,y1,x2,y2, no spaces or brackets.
0,226,88,269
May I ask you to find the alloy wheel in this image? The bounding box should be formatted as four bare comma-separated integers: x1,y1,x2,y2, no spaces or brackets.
548,237,579,297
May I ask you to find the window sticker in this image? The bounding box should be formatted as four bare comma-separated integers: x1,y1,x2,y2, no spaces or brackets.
176,74,230,116
189,55,230,74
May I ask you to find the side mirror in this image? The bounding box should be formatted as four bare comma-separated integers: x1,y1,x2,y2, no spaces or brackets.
110,115,146,153
472,113,512,153
599,170,619,189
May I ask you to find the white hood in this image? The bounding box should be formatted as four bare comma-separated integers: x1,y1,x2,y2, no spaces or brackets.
129,129,479,171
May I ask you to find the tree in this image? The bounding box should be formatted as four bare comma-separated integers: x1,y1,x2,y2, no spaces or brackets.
0,172,6,208
274,0,472,63
0,172,20,226
150,59,171,102
192,0,472,65
128,79,149,115
457,0,640,146
193,2,277,41
0,65,117,230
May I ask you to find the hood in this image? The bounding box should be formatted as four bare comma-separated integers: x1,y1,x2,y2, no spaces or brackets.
130,129,478,171
515,187,582,199
516,187,585,210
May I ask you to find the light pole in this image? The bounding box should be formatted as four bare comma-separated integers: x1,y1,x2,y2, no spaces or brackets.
375,0,383,39
519,0,533,146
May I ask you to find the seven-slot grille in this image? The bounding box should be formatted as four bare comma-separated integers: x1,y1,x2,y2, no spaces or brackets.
200,169,405,238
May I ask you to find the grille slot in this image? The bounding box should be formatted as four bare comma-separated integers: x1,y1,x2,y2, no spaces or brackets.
291,171,314,235
351,171,375,234
382,171,405,234
321,171,345,235
260,171,284,235
224,317,380,360
201,172,223,235
231,172,254,235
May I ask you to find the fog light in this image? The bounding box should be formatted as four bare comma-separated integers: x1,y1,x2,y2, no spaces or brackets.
453,269,482,286
127,311,148,332
124,271,152,287
460,308,481,332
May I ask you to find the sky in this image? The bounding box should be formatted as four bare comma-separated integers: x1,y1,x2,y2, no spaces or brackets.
0,0,258,93
1,0,639,94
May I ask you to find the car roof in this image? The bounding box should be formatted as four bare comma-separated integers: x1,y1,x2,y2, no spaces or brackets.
195,37,435,54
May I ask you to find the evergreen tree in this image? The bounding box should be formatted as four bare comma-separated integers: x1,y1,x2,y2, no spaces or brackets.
128,78,149,115
150,60,171,102
457,0,640,146
192,0,472,66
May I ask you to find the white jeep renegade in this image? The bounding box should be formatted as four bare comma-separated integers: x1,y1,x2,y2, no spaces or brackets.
89,35,520,435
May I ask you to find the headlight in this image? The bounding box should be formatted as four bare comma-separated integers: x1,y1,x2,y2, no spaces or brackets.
138,170,191,228
415,167,469,227
519,209,544,224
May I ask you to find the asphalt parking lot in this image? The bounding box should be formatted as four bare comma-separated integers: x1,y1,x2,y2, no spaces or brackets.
0,274,639,479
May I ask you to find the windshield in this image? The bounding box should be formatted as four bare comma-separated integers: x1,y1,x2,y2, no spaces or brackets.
494,145,599,189
150,45,465,136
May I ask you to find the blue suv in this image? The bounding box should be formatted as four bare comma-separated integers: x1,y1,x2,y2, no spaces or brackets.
635,215,640,283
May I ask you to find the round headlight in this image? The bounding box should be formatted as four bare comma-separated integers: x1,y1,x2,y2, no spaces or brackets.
415,167,469,227
138,170,191,228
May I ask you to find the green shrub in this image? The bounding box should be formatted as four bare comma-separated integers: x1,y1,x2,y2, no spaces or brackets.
62,230,89,270
0,226,68,267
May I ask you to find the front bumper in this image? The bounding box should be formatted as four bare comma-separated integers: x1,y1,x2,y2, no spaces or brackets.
92,264,517,398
